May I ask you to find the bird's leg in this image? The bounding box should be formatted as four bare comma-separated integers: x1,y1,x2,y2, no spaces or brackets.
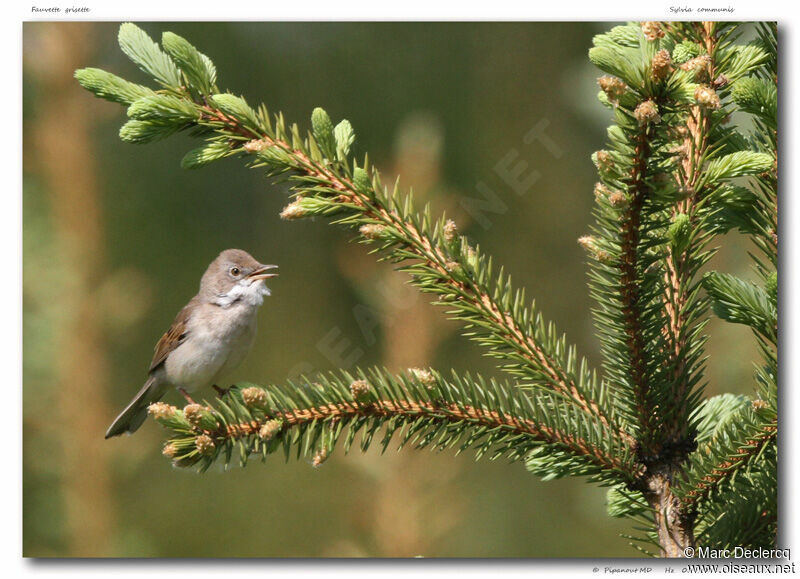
213,384,231,398
178,387,197,405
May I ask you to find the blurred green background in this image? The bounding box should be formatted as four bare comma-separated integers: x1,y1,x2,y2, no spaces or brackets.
22,21,759,558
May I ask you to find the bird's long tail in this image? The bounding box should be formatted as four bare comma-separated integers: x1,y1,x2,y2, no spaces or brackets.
105,375,168,438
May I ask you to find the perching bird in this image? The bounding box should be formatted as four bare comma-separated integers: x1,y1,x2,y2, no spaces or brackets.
105,249,278,438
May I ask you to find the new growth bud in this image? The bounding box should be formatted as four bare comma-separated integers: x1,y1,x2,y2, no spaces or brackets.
672,41,703,64
183,403,216,429
578,235,611,263
680,55,711,81
259,419,283,440
359,223,387,240
334,119,355,160
243,138,269,153
594,182,611,200
280,198,306,220
195,434,216,456
148,402,177,420
349,379,371,400
443,219,457,242
641,22,665,41
465,246,479,271
598,76,627,103
311,107,335,153
311,447,329,468
183,403,203,417
651,49,672,81
162,443,178,458
352,167,371,194
607,191,628,208
577,235,595,251
409,367,436,390
148,401,192,430
242,386,268,407
593,150,615,175
634,100,661,126
694,85,721,109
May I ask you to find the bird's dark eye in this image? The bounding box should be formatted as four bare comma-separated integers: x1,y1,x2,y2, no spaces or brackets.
229,267,241,276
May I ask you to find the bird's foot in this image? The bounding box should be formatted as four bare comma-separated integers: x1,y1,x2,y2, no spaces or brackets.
213,384,232,398
178,387,197,405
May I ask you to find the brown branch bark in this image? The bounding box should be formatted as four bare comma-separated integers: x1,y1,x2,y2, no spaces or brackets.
644,467,697,557
622,131,654,441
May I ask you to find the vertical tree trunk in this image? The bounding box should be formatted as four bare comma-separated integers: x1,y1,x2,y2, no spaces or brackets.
28,22,116,557
646,469,696,557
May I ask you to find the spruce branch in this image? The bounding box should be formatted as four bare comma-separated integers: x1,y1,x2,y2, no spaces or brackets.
681,418,776,508
618,129,656,442
702,271,777,344
674,393,774,500
657,21,720,449
677,22,778,550
676,392,777,548
150,369,638,485
588,22,711,456
692,449,777,549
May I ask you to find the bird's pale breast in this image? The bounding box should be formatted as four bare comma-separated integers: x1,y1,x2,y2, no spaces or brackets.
164,301,259,392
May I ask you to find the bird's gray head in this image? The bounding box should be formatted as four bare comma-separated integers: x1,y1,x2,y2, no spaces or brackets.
200,249,278,307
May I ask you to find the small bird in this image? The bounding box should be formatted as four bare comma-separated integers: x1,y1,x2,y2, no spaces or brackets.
105,249,278,438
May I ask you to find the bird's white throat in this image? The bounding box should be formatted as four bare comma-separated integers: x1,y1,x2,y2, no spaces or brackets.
215,279,271,308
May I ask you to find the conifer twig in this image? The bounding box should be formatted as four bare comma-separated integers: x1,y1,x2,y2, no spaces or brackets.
681,417,776,508
660,22,718,446
152,371,637,485
212,397,630,475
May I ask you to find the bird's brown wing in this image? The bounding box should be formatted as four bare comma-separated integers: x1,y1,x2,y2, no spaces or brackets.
148,297,197,373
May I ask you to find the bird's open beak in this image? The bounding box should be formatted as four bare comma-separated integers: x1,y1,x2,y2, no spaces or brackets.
247,264,279,280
